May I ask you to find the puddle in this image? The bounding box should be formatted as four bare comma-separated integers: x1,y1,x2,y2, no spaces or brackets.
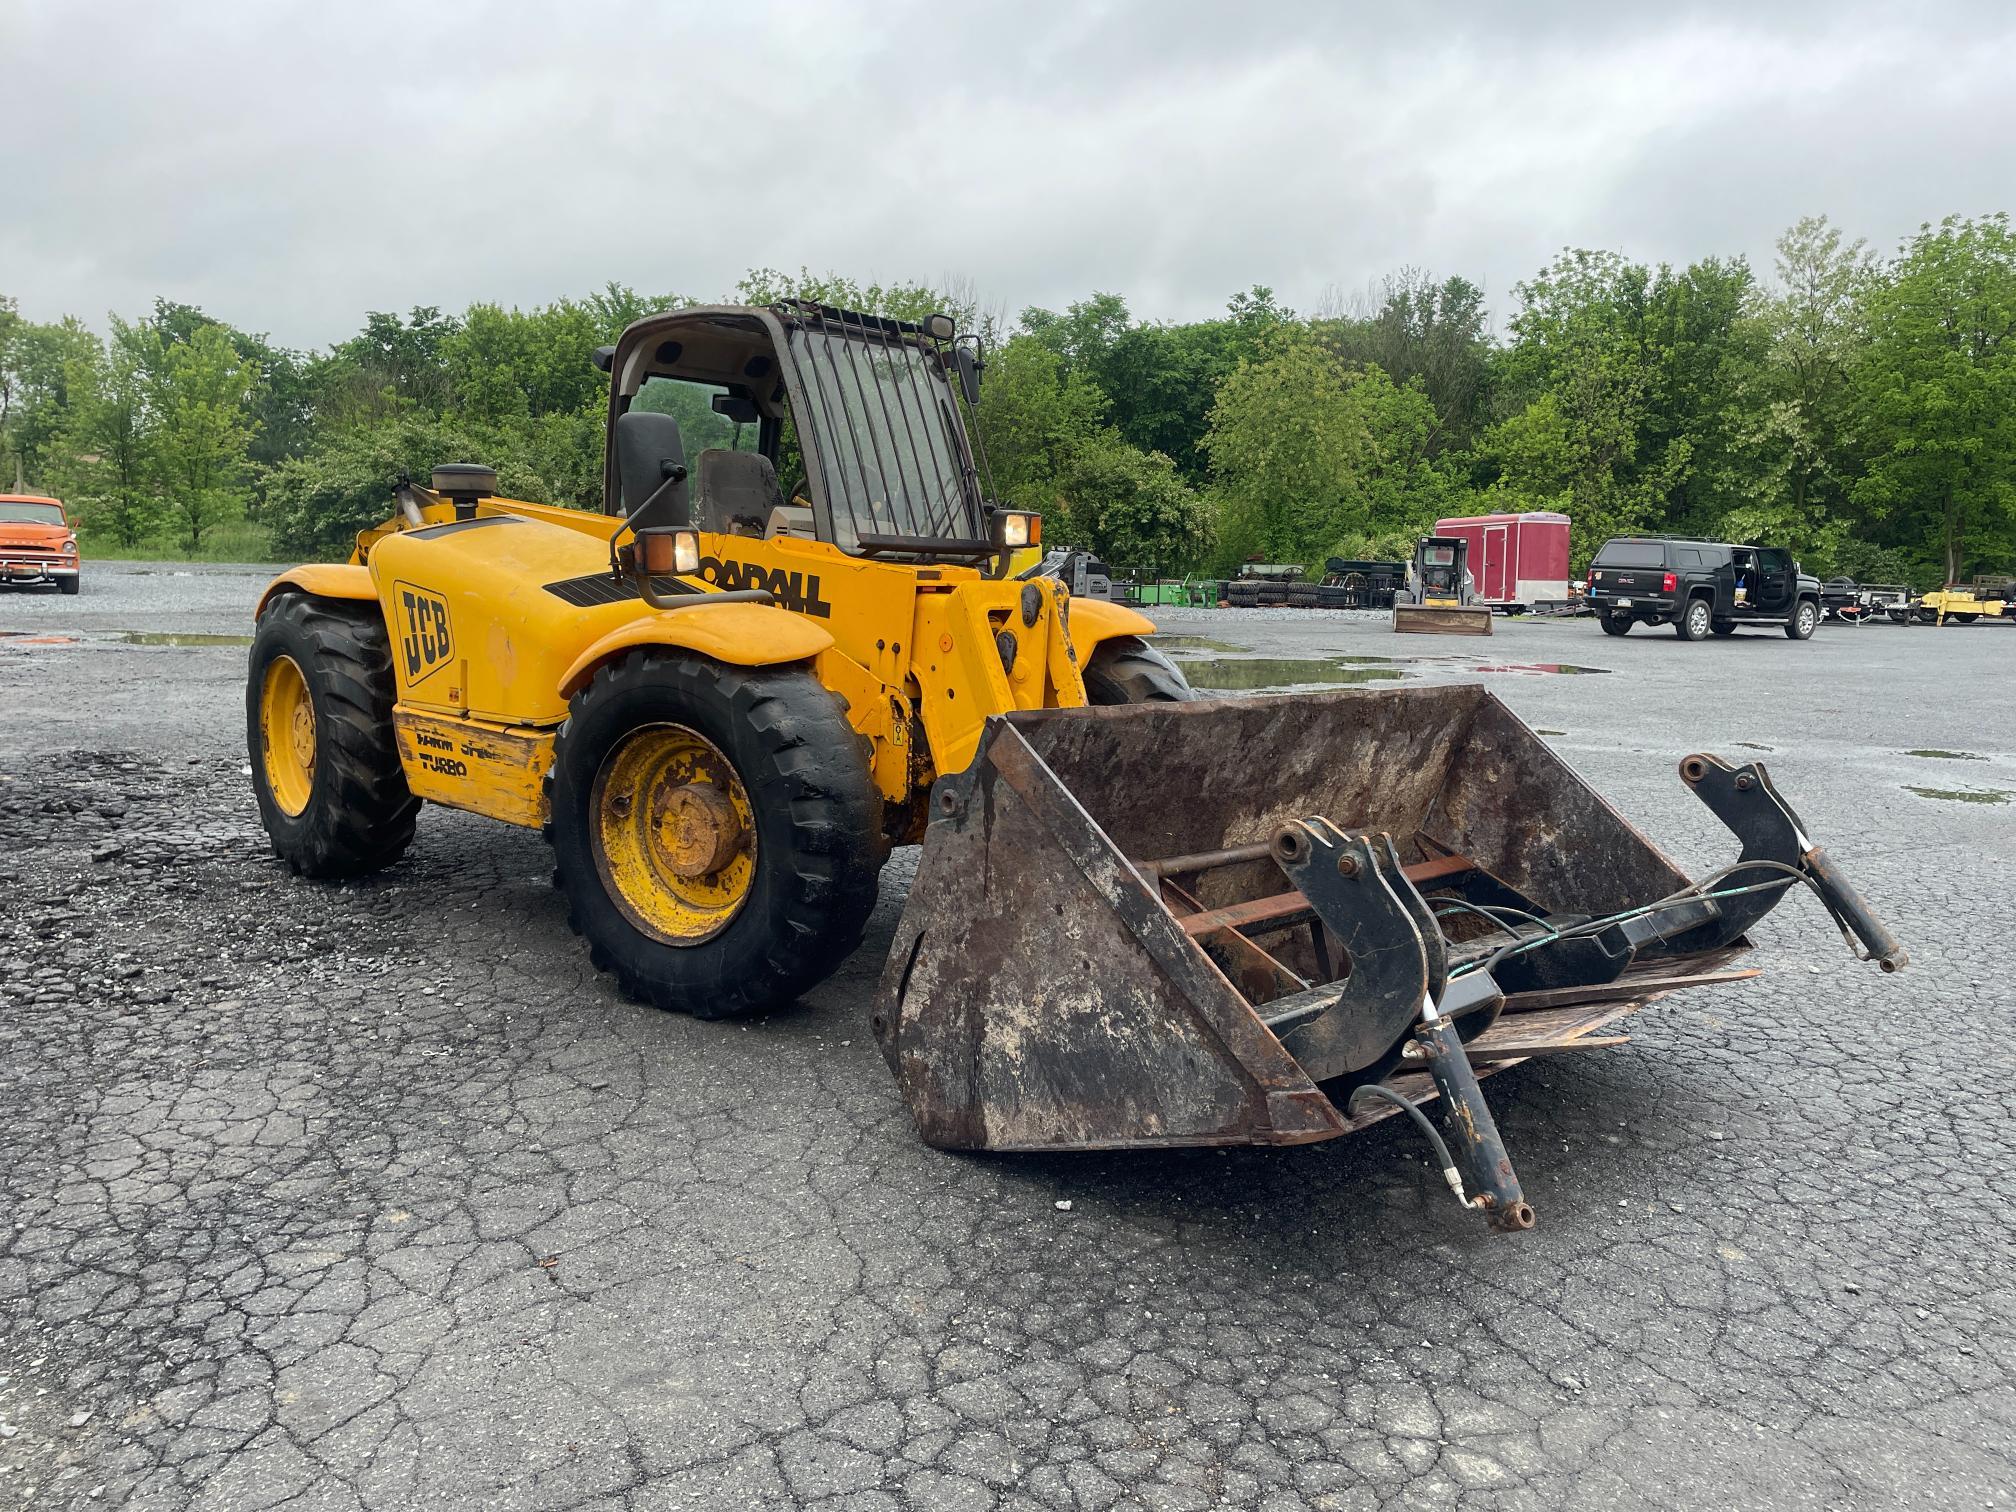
0,633,80,647
1905,786,2012,805
116,631,254,647
1534,728,1567,736
1336,655,1397,665
1182,658,1407,690
1904,749,1985,761
1736,742,1774,751
1150,635,1245,655
1470,663,1612,676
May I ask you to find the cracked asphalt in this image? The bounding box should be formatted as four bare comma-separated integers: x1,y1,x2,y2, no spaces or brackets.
2,562,2012,1510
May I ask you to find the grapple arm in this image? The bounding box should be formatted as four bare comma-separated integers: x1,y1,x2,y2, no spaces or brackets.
1650,755,1909,971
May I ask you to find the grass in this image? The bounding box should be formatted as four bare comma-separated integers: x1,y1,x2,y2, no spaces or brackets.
74,519,288,564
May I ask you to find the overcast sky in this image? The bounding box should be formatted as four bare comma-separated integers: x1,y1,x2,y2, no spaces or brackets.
5,1,2013,350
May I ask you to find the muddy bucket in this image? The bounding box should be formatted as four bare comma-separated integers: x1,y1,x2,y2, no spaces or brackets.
1394,602,1494,635
873,686,1903,1225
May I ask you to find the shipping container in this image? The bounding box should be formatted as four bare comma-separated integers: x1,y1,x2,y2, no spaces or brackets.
1432,511,1571,610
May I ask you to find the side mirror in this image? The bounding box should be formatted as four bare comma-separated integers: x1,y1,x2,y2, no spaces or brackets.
955,345,983,407
591,344,616,374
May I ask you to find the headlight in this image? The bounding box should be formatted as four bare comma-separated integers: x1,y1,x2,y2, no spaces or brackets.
62,537,77,555
994,511,1040,550
640,526,702,577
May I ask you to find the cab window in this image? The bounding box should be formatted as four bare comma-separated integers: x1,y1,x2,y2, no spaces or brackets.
1594,541,1665,569
629,378,763,456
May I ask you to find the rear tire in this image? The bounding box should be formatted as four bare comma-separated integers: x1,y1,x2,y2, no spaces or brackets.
546,651,883,1019
247,592,418,878
1675,597,1712,641
1599,613,1631,637
1785,600,1819,640
1082,635,1198,703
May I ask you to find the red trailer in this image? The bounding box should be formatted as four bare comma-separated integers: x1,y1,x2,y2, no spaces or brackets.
1432,510,1570,611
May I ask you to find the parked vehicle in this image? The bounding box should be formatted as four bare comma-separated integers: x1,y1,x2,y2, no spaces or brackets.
1913,586,2011,625
1321,557,1405,609
1586,537,1820,641
0,494,81,594
1821,578,1914,624
1432,511,1571,612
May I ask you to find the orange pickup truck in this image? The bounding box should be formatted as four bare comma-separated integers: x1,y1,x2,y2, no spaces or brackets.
0,494,81,594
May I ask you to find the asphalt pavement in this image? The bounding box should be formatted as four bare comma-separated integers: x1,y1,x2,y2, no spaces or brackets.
1,562,2012,1510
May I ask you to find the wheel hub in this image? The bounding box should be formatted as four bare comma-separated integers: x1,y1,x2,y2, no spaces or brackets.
592,723,757,944
654,782,745,879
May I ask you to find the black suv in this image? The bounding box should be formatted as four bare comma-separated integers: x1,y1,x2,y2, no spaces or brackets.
1586,537,1821,641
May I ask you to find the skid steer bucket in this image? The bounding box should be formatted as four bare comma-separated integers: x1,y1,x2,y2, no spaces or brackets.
1393,602,1494,635
874,686,1903,1230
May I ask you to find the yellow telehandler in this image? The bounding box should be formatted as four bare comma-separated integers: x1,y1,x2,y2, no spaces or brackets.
248,301,1904,1232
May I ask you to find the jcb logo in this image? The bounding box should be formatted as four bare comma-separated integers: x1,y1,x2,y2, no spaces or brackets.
396,583,454,682
700,556,834,618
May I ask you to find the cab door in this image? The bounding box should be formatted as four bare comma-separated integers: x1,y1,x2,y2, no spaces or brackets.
1706,550,1739,616
1755,549,1793,612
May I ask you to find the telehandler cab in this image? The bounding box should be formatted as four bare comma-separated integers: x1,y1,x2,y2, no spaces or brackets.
249,300,1905,1232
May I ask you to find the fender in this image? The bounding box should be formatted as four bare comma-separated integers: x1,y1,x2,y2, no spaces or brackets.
256,564,377,619
558,600,835,700
1065,595,1158,662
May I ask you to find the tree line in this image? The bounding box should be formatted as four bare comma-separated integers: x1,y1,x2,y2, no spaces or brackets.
3,214,2012,583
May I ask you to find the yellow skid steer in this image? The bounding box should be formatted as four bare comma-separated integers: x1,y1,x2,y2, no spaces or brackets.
246,301,1904,1232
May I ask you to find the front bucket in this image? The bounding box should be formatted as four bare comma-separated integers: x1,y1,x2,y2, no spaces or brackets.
1394,603,1494,635
873,686,1712,1153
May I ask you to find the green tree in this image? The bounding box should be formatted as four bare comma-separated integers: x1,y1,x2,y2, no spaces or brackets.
150,325,256,551
0,314,101,487
1203,334,1467,569
1723,216,1875,561
1317,270,1494,458
970,335,1106,511
50,317,162,546
264,414,550,558
313,307,461,430
1203,335,1355,561
1056,434,1211,573
1852,214,2016,581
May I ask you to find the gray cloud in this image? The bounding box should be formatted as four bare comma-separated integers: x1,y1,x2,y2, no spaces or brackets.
3,0,2010,349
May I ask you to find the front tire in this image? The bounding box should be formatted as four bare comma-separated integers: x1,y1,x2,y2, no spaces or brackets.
1785,600,1819,639
1675,597,1712,641
1082,635,1197,703
547,652,883,1019
1711,619,1737,637
57,576,80,596
247,593,418,877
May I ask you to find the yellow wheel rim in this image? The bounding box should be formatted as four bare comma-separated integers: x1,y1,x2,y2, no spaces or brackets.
260,655,317,817
592,723,757,945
